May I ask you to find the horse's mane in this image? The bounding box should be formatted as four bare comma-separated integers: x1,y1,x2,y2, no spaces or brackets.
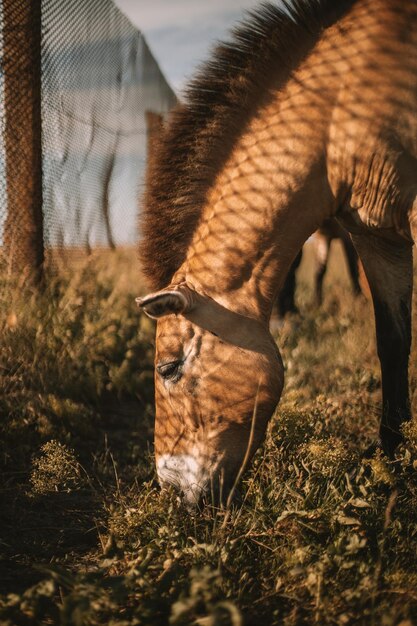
140,0,354,289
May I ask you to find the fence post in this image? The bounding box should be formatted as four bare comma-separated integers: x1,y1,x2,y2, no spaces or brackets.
2,0,44,283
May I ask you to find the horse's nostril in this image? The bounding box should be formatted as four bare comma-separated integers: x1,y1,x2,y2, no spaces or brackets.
161,481,202,511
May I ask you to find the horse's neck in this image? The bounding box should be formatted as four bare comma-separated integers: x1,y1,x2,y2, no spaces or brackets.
175,85,336,321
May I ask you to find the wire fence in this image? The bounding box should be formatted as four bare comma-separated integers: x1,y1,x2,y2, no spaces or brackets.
0,0,177,281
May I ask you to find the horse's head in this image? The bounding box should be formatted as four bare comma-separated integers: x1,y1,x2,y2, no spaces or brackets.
137,283,283,508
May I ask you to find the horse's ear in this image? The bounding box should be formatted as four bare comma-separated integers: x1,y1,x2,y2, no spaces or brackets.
136,285,196,319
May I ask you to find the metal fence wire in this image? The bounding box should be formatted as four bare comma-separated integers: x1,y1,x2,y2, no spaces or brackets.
0,0,177,277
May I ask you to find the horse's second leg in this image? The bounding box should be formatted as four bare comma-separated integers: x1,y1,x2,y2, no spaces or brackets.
351,233,412,456
342,236,362,296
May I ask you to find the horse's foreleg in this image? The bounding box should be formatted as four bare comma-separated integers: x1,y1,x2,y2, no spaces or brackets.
276,250,302,317
351,233,412,455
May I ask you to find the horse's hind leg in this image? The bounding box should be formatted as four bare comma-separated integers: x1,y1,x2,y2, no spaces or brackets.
314,232,330,305
351,233,412,455
342,235,362,296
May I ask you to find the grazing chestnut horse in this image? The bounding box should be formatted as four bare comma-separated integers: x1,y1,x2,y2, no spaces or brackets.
138,0,417,507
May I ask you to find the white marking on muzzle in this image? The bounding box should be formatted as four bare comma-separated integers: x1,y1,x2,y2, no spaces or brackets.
157,454,209,506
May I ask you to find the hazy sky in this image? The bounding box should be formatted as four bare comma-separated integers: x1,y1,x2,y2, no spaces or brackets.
114,0,265,95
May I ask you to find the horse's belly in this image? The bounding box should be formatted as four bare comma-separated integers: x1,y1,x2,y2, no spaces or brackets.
337,206,412,244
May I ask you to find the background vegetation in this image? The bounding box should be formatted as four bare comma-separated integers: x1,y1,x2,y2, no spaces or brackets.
1,244,416,626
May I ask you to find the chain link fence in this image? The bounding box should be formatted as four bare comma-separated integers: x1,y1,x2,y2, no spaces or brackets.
0,0,177,279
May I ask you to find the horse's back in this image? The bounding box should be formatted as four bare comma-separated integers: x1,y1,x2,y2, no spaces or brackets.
325,0,417,239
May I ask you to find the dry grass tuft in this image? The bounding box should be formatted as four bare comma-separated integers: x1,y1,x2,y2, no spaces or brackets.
30,440,84,495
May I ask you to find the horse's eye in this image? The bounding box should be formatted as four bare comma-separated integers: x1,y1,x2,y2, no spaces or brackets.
156,360,182,381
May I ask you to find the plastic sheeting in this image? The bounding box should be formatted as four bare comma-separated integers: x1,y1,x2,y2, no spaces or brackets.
0,0,177,257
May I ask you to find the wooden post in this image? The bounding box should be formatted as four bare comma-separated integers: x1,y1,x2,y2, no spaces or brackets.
2,0,44,283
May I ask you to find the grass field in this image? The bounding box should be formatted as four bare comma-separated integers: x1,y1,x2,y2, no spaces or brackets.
1,244,417,626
